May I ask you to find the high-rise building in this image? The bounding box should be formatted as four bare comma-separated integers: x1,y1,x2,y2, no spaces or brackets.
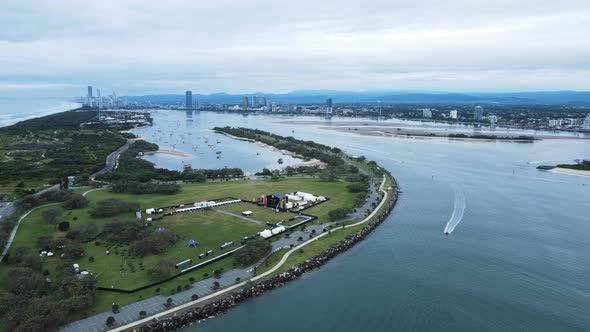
474,105,483,121
488,115,498,124
185,91,193,109
422,109,432,118
263,97,268,107
242,96,249,109
584,114,590,130
87,86,93,99
96,89,102,109
449,110,458,119
326,98,333,114
252,96,258,108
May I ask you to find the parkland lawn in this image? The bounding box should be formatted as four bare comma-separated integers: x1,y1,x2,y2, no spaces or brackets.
0,175,359,316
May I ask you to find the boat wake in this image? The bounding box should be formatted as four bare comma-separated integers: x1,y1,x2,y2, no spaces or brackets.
443,188,466,235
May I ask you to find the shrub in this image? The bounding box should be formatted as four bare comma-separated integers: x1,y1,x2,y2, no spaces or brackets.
88,199,139,218
346,182,367,193
234,239,271,266
63,193,89,209
58,221,70,232
328,208,352,221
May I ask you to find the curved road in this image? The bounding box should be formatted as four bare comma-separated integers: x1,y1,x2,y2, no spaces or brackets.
90,140,132,181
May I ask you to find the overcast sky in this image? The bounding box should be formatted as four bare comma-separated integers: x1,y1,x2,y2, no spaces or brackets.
1,0,590,97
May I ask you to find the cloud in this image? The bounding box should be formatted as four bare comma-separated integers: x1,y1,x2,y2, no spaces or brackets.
1,0,590,95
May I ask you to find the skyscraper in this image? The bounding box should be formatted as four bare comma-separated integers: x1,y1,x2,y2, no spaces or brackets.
252,96,258,108
262,97,268,107
242,96,249,109
185,91,193,109
87,86,93,99
326,98,333,113
474,105,483,121
583,114,590,130
449,110,458,119
96,89,102,109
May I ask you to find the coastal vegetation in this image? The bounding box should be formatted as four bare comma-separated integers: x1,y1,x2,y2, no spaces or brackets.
557,160,590,171
0,109,126,197
99,140,245,182
0,123,385,331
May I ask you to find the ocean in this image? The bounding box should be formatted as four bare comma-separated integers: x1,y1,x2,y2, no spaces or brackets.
0,98,81,127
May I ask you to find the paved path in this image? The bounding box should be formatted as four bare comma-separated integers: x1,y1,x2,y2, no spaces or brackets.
0,188,104,263
61,169,385,331
107,174,388,332
215,210,262,225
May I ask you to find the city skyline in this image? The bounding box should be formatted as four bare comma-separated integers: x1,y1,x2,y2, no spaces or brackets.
2,0,590,97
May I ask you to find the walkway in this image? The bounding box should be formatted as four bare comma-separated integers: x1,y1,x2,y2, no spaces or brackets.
0,187,104,263
107,174,388,332
215,210,263,225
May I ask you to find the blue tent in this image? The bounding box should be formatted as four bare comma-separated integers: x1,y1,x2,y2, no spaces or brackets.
187,239,199,247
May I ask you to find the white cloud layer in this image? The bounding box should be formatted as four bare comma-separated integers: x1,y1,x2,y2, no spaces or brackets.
1,0,590,95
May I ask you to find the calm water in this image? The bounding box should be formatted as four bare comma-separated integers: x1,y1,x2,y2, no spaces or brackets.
131,110,590,332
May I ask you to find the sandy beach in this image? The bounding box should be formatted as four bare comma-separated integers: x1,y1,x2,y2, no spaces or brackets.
144,148,191,157
549,167,590,177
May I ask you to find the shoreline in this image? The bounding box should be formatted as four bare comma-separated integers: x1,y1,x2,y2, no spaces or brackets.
143,148,191,158
328,127,551,142
214,130,327,168
110,172,399,332
0,101,82,128
549,167,590,177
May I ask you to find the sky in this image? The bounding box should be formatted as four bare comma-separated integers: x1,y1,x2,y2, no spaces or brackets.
1,0,590,97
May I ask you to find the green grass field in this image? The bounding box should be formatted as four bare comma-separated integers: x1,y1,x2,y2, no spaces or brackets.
0,175,359,316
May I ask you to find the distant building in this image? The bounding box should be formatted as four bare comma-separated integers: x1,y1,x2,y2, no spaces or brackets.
252,95,258,108
422,109,432,118
242,96,249,109
185,91,193,109
263,97,268,107
87,86,93,99
97,89,102,109
326,98,333,114
488,115,498,124
449,110,458,119
474,105,483,121
584,114,590,130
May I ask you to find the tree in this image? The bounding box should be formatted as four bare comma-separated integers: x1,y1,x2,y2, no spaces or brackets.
191,294,199,301
42,208,62,229
106,316,116,326
166,297,173,305
234,239,271,266
146,259,172,281
112,303,120,313
139,310,146,318
63,193,89,209
58,221,70,232
328,208,352,221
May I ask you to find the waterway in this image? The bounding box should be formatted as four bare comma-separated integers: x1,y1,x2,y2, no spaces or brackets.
136,110,589,331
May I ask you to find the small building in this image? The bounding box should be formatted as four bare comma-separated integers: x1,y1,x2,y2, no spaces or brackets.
242,210,253,216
